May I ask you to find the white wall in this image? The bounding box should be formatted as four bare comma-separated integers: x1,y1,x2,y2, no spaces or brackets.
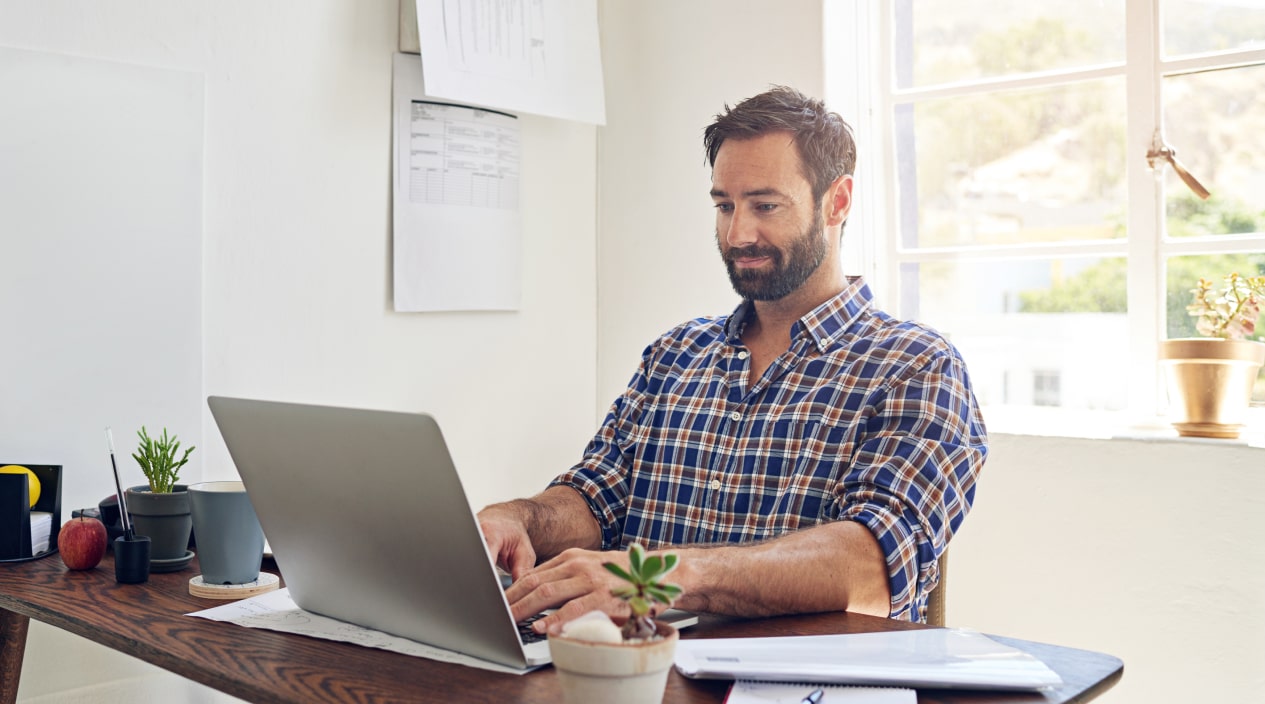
2,1,596,700
951,434,1265,704
1,47,204,523
595,0,825,408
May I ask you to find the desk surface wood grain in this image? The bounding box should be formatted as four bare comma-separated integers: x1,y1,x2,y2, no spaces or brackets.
0,553,1121,704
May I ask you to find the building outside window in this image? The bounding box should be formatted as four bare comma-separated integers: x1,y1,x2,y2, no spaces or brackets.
1032,369,1063,408
845,0,1265,434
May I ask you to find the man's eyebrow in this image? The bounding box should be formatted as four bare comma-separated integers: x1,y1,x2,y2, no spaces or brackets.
709,187,787,199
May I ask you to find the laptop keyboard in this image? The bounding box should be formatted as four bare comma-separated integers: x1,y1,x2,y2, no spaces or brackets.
517,613,548,644
502,574,549,644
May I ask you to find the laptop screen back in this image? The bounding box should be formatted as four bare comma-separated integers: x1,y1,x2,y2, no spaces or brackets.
207,396,532,668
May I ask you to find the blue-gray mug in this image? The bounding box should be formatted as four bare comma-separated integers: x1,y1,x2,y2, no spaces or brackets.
188,481,264,585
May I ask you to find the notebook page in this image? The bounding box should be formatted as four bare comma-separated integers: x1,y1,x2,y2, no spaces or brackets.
675,628,1063,690
727,680,916,703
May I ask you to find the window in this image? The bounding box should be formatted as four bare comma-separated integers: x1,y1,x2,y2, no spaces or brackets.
1032,370,1062,408
851,0,1265,431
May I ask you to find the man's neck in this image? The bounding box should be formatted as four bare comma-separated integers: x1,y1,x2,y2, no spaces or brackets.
745,270,848,344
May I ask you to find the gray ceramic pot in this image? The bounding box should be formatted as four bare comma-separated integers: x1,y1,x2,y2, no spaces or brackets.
124,484,192,561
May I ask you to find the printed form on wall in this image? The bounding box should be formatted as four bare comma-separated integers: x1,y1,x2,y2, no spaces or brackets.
392,53,521,312
415,0,606,125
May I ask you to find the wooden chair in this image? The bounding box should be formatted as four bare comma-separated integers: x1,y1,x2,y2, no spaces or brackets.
925,552,947,626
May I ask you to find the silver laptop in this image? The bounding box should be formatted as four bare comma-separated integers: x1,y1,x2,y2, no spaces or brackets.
207,396,695,669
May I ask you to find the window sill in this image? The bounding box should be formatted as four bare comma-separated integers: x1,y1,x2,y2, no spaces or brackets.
980,404,1265,450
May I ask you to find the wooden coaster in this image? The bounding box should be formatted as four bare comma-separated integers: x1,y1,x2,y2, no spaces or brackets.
189,572,280,600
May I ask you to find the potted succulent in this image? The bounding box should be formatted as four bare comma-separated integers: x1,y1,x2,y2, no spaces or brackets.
1159,273,1265,438
548,543,684,704
124,426,197,566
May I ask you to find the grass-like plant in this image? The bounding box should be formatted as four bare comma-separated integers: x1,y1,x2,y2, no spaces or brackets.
602,542,683,640
133,426,195,493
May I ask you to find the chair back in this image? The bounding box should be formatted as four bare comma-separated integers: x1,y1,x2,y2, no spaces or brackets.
925,552,947,626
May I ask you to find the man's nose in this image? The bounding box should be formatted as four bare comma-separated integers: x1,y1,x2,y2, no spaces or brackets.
722,209,758,248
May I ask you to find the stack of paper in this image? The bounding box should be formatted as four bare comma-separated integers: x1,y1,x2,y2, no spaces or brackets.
30,511,52,555
675,628,1063,691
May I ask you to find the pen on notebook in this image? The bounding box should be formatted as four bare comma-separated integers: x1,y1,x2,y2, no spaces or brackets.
801,688,825,704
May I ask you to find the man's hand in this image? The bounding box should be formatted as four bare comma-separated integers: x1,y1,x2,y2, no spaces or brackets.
505,547,651,634
476,507,537,582
477,486,605,583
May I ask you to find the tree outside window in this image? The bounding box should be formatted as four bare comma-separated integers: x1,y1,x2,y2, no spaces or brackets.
874,0,1265,421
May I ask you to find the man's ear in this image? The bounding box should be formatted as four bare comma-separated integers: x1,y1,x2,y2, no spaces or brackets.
824,174,853,227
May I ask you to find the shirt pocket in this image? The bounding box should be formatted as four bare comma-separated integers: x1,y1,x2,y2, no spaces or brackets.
743,418,853,538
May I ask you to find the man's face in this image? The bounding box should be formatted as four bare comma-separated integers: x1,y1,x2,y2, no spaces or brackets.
710,133,828,301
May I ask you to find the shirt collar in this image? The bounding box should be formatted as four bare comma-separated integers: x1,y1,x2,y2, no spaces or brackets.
723,276,875,352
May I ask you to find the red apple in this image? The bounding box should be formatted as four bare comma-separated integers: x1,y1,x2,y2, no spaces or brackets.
59,517,108,570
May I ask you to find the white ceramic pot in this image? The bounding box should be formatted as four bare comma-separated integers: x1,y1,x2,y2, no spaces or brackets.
549,622,679,704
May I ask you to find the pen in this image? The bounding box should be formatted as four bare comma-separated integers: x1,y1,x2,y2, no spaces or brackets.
801,688,825,704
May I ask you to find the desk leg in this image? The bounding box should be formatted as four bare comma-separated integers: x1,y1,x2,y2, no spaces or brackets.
0,609,29,704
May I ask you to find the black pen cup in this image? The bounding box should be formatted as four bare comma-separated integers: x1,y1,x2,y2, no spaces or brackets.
114,535,151,584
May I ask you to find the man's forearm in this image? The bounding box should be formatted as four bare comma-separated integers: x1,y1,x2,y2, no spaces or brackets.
486,485,602,560
670,520,891,618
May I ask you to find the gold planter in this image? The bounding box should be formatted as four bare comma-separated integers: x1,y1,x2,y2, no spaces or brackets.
1159,338,1265,439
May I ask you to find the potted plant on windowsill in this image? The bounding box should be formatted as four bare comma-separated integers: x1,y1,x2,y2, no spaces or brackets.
124,427,196,567
548,543,684,704
1159,273,1265,439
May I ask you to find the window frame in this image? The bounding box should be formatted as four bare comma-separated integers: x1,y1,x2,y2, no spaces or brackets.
828,0,1265,431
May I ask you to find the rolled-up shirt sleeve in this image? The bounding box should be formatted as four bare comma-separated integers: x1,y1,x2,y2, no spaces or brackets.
550,346,655,550
835,349,986,621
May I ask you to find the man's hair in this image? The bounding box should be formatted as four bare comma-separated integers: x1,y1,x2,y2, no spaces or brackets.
703,85,856,203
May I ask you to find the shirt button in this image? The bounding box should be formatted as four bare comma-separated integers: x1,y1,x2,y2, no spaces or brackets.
736,350,749,360
710,479,722,490
729,411,741,421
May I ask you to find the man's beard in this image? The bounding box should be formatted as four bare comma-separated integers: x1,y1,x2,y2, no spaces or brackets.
718,210,827,301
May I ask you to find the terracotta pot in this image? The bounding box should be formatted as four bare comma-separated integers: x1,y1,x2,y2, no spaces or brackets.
1159,338,1265,439
548,621,679,704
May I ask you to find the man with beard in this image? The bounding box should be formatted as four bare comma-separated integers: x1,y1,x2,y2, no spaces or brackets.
478,86,987,627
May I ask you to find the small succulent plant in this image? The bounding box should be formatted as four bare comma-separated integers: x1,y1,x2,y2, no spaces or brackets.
602,542,683,640
1188,273,1265,341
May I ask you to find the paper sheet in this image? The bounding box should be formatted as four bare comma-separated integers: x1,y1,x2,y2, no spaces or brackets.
675,629,1063,691
728,680,916,704
415,0,606,124
187,587,533,675
392,52,522,312
30,512,52,555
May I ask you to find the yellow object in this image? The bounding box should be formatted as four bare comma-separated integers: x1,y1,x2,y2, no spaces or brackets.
0,465,40,507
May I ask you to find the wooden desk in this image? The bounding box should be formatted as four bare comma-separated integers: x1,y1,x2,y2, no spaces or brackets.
0,554,1121,704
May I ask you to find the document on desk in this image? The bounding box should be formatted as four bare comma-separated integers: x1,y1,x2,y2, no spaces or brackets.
675,628,1063,691
188,588,533,675
727,680,915,703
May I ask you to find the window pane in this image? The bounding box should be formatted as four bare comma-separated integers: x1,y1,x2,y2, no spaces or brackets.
1163,0,1265,57
896,80,1127,248
1165,254,1265,402
898,257,1128,411
1164,64,1265,237
894,0,1125,89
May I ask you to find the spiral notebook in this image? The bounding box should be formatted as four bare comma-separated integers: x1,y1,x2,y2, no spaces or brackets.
726,680,915,703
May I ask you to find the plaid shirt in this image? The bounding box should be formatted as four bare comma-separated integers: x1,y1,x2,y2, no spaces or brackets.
552,278,987,621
